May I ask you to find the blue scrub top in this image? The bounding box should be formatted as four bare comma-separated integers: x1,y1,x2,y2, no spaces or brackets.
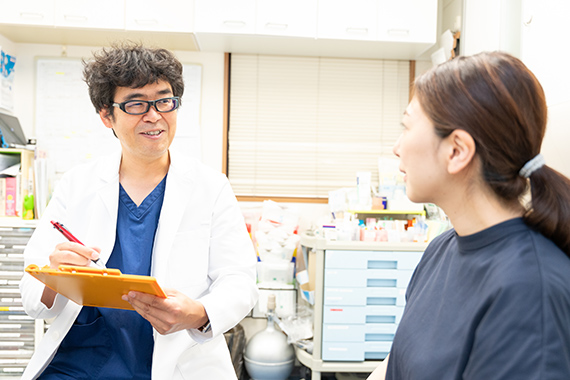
40,176,167,379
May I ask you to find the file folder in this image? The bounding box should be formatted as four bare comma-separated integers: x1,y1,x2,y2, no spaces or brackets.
25,264,167,310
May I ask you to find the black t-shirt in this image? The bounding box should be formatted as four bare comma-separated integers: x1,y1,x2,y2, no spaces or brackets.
386,218,570,380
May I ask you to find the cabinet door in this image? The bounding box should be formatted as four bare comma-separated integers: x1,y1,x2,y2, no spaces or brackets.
194,0,256,34
54,0,124,30
125,0,193,33
0,0,55,26
256,0,317,38
317,0,377,41
377,0,437,43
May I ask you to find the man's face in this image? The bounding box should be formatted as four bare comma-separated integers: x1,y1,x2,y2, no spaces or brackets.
100,79,177,163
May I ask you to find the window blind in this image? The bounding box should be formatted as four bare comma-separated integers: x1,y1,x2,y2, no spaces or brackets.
228,54,410,198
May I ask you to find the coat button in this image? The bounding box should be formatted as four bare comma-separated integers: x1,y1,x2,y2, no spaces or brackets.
51,332,60,341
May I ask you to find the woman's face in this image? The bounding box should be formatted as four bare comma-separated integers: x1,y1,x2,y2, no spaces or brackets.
393,97,448,204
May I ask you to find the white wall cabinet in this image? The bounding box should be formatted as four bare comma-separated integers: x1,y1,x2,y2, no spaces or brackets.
0,0,439,60
1,0,194,33
193,0,438,60
54,0,124,30
378,0,438,43
256,0,317,38
0,0,198,50
194,0,256,34
0,0,55,26
317,0,378,41
125,0,194,33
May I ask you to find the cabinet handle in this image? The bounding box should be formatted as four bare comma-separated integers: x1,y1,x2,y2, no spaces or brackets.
346,27,368,35
19,12,44,20
265,22,288,30
134,19,159,26
223,20,247,28
387,29,410,36
64,15,89,23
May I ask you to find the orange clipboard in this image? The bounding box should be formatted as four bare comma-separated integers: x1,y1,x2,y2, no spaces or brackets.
25,264,167,310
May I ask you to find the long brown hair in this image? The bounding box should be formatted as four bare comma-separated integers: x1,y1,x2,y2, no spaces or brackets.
414,51,570,256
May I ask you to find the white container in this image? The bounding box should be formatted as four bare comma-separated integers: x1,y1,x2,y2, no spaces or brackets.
244,295,295,380
257,261,295,285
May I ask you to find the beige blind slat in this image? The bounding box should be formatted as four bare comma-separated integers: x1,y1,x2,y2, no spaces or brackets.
229,54,409,198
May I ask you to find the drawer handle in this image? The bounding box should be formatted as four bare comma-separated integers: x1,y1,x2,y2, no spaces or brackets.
265,22,288,30
19,12,44,20
365,333,395,342
346,27,368,35
366,315,396,323
367,279,397,287
64,15,88,23
368,260,397,269
223,20,247,28
134,19,159,26
367,297,396,306
387,28,410,36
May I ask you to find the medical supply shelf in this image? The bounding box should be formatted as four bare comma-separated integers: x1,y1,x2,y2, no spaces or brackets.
0,219,40,379
348,209,426,217
298,235,426,380
0,148,35,219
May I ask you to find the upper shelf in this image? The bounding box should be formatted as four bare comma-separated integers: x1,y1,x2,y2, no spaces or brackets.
0,25,200,52
349,209,426,215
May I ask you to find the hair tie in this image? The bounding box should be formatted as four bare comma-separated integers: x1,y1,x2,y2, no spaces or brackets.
519,154,545,178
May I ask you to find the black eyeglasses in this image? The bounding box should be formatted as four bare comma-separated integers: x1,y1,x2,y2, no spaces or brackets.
112,96,180,115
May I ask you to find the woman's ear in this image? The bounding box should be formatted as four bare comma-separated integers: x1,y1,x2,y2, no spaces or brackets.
445,129,476,175
99,107,114,130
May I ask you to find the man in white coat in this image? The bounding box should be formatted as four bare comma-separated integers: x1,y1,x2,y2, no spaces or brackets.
19,43,258,379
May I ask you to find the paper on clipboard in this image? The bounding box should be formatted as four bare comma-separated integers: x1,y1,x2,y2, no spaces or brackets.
25,264,167,310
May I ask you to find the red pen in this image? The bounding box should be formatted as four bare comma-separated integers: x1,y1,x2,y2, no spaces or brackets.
50,221,103,267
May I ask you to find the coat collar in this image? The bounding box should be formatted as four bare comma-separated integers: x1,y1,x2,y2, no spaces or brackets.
152,150,195,279
90,149,196,276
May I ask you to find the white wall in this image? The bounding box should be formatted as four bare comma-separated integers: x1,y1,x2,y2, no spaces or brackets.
520,0,570,178
462,0,522,57
458,0,570,178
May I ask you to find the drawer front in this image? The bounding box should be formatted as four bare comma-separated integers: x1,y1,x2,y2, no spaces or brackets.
322,341,392,361
325,250,423,270
324,268,414,288
323,324,365,342
324,287,406,306
364,341,392,360
323,305,404,324
323,323,398,342
322,342,365,361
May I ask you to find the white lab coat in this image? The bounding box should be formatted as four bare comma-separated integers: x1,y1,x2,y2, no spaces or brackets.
19,149,259,379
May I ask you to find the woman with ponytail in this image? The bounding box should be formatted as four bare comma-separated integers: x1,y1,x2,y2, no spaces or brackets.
368,51,570,380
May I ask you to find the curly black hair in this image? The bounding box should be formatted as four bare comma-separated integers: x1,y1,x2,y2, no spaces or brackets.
83,42,184,118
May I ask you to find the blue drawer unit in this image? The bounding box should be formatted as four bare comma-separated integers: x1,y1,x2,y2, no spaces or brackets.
321,248,423,362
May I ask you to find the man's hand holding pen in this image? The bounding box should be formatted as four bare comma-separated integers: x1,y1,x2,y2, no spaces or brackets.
48,242,102,270
50,221,104,268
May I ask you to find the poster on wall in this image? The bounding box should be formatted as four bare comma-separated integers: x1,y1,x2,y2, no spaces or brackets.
0,48,16,111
